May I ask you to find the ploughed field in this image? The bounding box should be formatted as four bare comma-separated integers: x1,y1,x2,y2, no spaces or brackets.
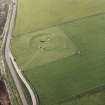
12,0,105,105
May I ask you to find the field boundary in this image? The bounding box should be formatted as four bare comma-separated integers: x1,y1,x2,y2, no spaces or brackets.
14,11,105,37
54,84,105,105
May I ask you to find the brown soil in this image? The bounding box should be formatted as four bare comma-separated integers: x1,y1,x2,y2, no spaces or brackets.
0,80,10,105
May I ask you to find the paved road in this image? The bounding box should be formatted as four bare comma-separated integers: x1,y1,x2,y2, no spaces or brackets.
1,0,37,105
2,0,28,105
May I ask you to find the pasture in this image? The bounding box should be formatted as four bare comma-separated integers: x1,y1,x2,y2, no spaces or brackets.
12,0,105,105
14,0,105,35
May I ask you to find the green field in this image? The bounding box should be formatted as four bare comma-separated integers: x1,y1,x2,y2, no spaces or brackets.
12,0,105,105
62,88,105,105
15,0,105,35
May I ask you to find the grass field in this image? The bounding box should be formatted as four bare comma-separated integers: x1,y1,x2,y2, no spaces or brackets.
15,0,105,35
12,0,105,105
62,88,105,105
